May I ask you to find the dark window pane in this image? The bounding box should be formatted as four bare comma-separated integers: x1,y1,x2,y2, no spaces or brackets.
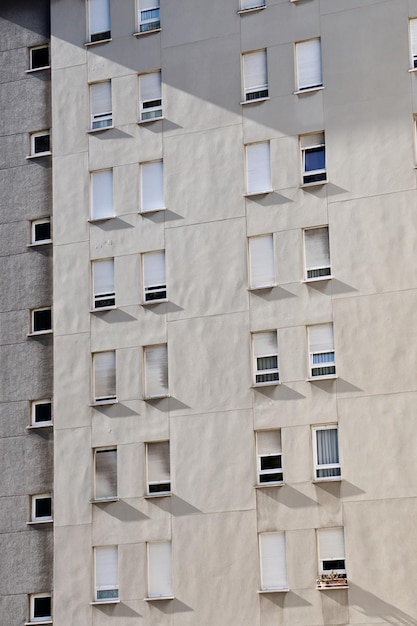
34,134,50,154
33,309,51,332
31,47,49,69
305,147,325,172
34,596,51,618
34,221,51,242
260,455,282,471
323,559,345,571
35,402,51,423
35,497,51,518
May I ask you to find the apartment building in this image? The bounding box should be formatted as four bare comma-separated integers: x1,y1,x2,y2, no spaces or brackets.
0,1,53,624
2,0,417,624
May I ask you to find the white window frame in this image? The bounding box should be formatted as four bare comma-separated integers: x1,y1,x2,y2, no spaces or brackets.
245,142,272,195
252,331,279,386
30,307,52,335
143,250,167,303
317,528,347,579
30,399,52,427
140,160,165,213
307,323,336,380
300,133,327,185
303,226,331,282
259,532,288,592
29,593,52,623
295,38,323,92
312,425,341,481
146,541,174,599
90,169,114,220
88,0,111,43
92,258,116,310
31,493,52,523
94,546,119,603
410,18,417,69
93,350,117,404
137,0,161,33
90,81,112,130
144,344,169,399
29,131,51,157
139,71,163,122
94,447,118,501
28,44,50,71
30,218,51,245
242,49,268,102
146,441,171,496
238,0,266,13
256,430,283,486
248,234,275,289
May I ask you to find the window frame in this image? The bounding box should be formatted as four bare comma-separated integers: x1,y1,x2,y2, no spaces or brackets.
87,0,111,43
29,593,52,624
294,38,323,93
28,44,50,72
138,71,163,122
89,81,113,131
256,430,283,486
303,226,331,282
93,447,118,502
142,250,167,304
300,132,327,186
317,527,347,582
140,160,165,213
30,493,52,524
30,399,52,428
245,141,272,196
144,343,169,399
137,0,161,34
238,0,266,13
252,331,279,387
30,218,52,246
258,532,288,592
29,131,51,157
248,234,276,289
90,168,114,221
242,49,269,103
91,258,116,310
146,441,171,496
307,323,336,380
146,541,174,600
93,545,119,603
312,425,341,482
30,307,52,336
92,350,117,405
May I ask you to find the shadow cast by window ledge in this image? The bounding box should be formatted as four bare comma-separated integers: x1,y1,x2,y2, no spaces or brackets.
246,191,293,207
250,286,296,301
90,128,133,139
325,182,349,197
149,494,202,517
94,309,137,323
162,120,184,132
347,581,417,626
145,301,184,315
93,218,134,231
92,402,138,417
148,598,193,614
275,385,306,400
259,484,318,508
144,397,190,413
94,602,142,617
99,500,150,522
339,480,366,498
335,379,363,393
27,157,51,169
330,279,358,296
259,590,312,608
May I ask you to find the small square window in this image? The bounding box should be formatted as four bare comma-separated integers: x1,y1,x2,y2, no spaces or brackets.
30,131,51,157
31,218,51,245
29,45,50,70
31,400,52,427
31,308,52,335
29,593,52,622
31,494,52,522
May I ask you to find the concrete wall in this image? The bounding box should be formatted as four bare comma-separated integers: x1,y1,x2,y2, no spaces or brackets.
0,1,53,625
51,0,417,625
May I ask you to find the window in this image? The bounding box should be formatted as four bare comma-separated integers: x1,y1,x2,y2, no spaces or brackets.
143,250,166,303
31,494,52,522
94,448,117,500
91,169,113,220
31,308,52,335
248,234,275,289
313,426,341,481
259,532,288,591
140,161,164,213
144,345,168,399
256,430,283,485
30,131,50,156
242,50,268,101
317,528,347,583
300,133,326,185
245,142,272,195
139,72,162,121
295,38,322,91
304,227,331,280
94,546,119,602
252,331,279,386
240,0,266,10
29,45,49,70
147,542,173,599
92,259,115,309
90,81,112,130
31,218,51,244
31,400,52,427
29,594,52,623
88,0,111,42
93,351,116,403
146,441,171,495
138,0,160,33
308,323,336,379
410,19,417,68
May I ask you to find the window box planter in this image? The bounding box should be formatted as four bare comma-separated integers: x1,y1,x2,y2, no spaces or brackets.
316,573,347,589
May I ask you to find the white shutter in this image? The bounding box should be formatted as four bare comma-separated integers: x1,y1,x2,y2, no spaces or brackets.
308,324,334,353
304,228,330,272
300,132,324,150
148,542,173,598
148,442,170,483
411,19,417,63
94,351,116,401
95,449,117,499
89,0,110,36
141,161,164,212
318,528,345,561
249,235,275,288
140,73,161,102
144,251,165,289
253,331,277,359
145,345,168,397
140,0,159,10
92,170,113,219
93,259,114,296
246,142,271,194
241,0,265,8
296,39,322,90
244,50,267,91
91,82,112,116
259,533,288,590
95,546,118,597
257,430,281,456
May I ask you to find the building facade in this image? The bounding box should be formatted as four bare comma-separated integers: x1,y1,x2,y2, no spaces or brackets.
3,0,417,624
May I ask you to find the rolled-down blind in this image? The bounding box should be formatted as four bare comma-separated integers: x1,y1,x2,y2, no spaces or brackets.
148,542,173,597
257,430,281,455
148,441,170,482
300,132,324,150
93,259,114,295
318,528,345,560
260,532,288,590
249,235,275,288
411,19,417,60
244,50,267,90
95,449,117,499
94,351,116,400
140,0,159,10
246,142,271,194
296,39,322,90
140,72,161,102
304,227,330,271
91,82,111,115
253,331,277,358
144,251,165,288
308,323,334,353
89,0,110,35
95,546,118,592
241,0,265,8
92,170,113,219
145,345,168,397
141,161,164,212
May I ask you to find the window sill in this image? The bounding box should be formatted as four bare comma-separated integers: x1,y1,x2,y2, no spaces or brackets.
25,621,53,625
88,216,115,223
144,394,170,401
91,600,120,606
255,482,285,489
26,66,51,73
144,596,174,602
251,381,280,388
258,588,288,594
142,299,168,306
87,126,114,134
27,331,53,337
306,375,337,382
91,399,118,407
408,67,417,73
27,240,52,248
300,180,327,188
244,189,273,197
313,477,341,484
137,116,164,125
144,492,172,499
91,497,120,504
237,5,267,14
27,519,53,525
302,275,333,284
27,423,53,430
139,207,166,215
85,38,112,46
90,306,117,313
317,584,348,590
133,28,162,37
26,152,52,160
294,86,324,95
248,284,277,291
240,97,270,105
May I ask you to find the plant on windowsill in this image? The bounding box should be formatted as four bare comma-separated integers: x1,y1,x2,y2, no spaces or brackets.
316,572,348,589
